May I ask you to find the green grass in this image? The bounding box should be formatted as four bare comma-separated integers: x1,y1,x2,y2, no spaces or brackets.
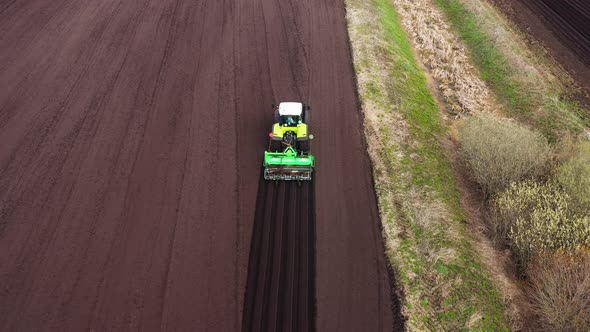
434,0,587,142
347,0,511,329
435,0,532,115
376,0,459,207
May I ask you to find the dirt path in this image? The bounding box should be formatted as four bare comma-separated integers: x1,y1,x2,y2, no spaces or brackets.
0,0,398,330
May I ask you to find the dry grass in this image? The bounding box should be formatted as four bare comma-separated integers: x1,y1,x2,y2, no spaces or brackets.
346,0,509,329
434,0,587,140
460,0,572,99
391,0,496,116
376,0,590,330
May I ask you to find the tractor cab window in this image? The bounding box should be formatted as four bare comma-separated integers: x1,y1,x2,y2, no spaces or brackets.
281,115,301,127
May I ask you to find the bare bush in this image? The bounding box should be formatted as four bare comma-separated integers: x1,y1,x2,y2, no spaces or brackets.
527,251,590,331
493,180,590,266
558,141,590,214
458,115,551,195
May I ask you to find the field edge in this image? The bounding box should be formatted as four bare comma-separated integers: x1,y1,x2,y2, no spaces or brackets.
344,0,511,330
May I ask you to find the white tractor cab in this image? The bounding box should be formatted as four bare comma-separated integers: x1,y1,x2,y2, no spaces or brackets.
278,102,303,127
269,102,312,152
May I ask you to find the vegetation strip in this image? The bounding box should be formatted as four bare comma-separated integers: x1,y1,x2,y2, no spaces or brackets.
429,0,590,330
345,0,509,330
391,0,495,116
434,0,588,141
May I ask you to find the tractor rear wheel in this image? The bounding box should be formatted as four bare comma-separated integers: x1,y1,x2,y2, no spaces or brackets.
299,140,310,153
269,139,282,152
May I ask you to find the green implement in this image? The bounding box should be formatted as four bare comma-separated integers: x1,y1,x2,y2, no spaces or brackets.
263,146,315,181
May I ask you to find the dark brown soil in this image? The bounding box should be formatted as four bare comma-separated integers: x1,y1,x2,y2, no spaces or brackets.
242,179,316,332
488,0,590,94
0,0,401,330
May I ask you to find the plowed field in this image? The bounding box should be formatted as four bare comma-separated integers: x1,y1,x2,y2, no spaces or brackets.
521,0,590,66
491,0,590,90
0,0,400,330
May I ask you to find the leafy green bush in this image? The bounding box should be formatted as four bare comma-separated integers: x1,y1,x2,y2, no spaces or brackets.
493,180,590,266
527,251,590,331
458,115,551,195
557,141,590,214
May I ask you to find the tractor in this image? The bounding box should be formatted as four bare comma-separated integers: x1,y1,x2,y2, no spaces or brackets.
263,102,315,181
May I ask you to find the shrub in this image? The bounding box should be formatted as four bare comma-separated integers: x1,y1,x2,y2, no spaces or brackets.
493,180,590,266
458,114,551,195
557,141,590,214
527,251,590,331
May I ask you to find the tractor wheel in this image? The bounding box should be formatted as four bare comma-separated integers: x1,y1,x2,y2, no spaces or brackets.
304,109,310,125
299,140,310,153
269,139,282,152
274,109,280,123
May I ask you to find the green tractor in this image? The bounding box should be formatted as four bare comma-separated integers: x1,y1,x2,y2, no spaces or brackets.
263,102,315,181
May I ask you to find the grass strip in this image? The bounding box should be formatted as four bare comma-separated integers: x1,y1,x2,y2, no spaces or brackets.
346,0,510,330
434,0,587,141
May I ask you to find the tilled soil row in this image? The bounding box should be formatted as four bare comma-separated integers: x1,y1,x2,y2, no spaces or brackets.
491,0,590,91
520,0,590,66
242,178,315,332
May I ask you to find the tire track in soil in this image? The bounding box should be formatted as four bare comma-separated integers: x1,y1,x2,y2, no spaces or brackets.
242,178,315,332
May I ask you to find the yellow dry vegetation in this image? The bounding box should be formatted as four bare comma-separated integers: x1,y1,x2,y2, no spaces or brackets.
494,180,590,266
391,0,494,116
346,0,510,329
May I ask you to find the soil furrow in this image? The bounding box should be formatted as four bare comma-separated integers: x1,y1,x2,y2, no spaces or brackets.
500,0,590,85
242,181,315,332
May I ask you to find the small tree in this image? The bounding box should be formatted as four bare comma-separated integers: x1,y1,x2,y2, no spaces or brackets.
527,251,590,331
458,115,551,195
493,180,590,266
